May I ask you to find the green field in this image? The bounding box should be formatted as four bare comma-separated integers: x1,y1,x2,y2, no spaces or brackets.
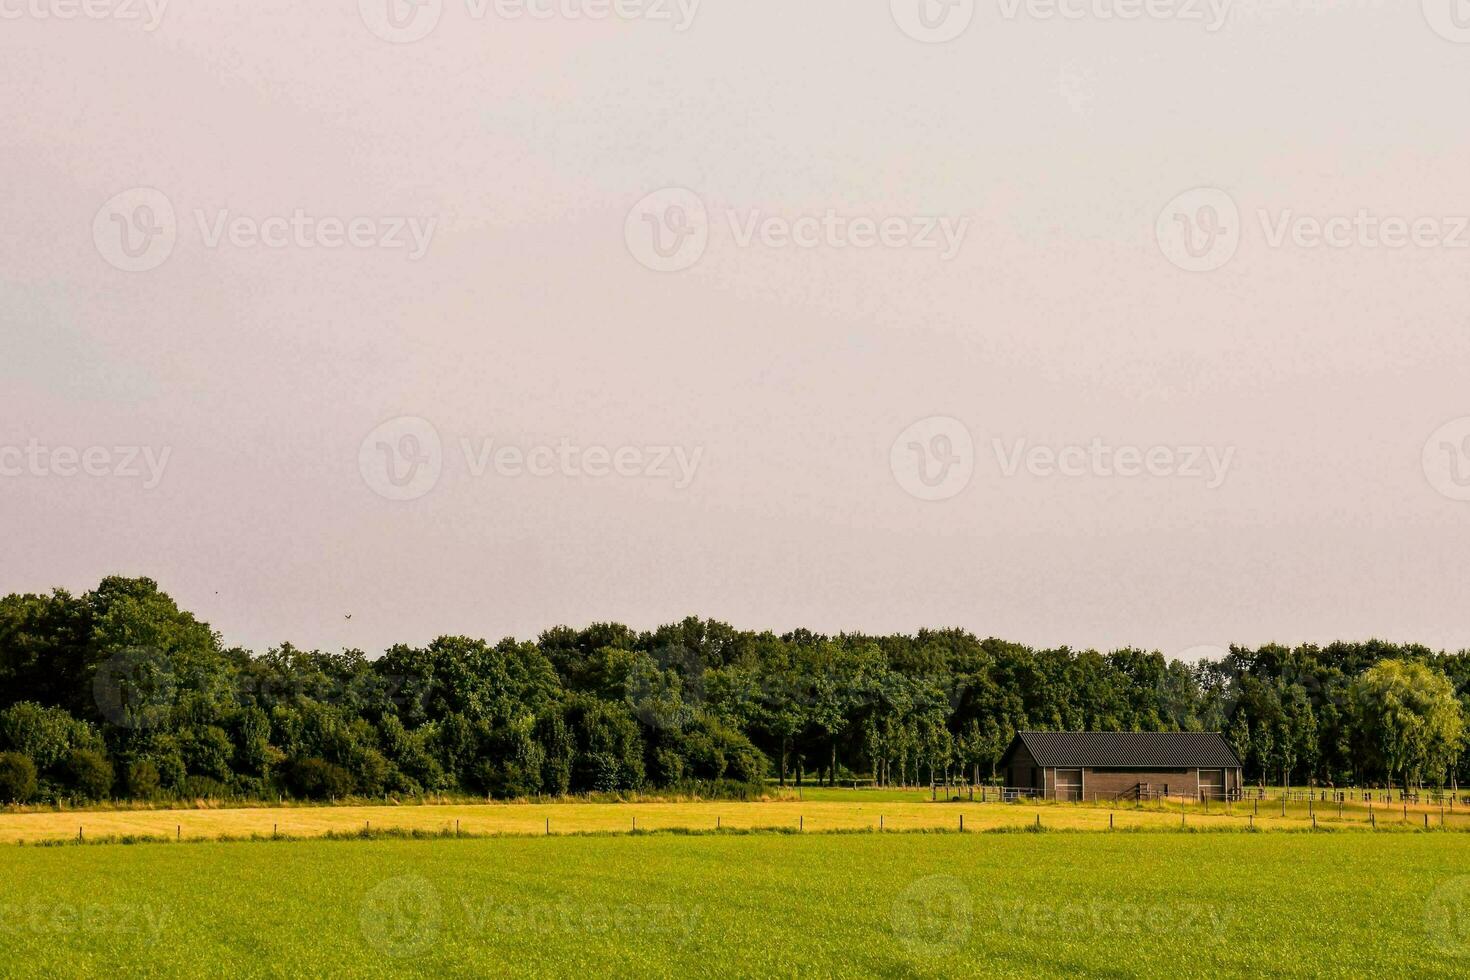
2,833,1467,977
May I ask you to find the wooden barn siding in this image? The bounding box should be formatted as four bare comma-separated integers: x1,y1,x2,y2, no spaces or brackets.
1078,769,1195,799
1006,743,1038,789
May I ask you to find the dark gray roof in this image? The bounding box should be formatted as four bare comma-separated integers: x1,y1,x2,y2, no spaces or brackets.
1004,731,1242,769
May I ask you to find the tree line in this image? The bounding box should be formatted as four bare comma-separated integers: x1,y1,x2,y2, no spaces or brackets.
0,576,1464,805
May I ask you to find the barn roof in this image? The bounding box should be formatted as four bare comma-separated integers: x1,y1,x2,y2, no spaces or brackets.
1003,731,1242,769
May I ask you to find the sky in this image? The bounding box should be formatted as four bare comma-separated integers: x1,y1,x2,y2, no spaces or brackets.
3,1,1470,660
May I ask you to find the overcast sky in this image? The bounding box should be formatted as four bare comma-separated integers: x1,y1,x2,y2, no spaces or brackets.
3,1,1469,659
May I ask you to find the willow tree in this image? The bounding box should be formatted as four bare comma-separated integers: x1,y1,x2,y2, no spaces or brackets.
1350,660,1463,791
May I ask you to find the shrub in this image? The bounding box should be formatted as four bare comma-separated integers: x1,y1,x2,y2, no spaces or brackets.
583,752,624,794
654,747,685,784
288,758,355,799
467,759,498,796
131,737,188,792
720,736,768,786
180,775,229,799
0,752,38,803
345,747,391,797
228,775,266,799
178,725,234,782
125,759,162,799
0,703,103,771
64,749,115,801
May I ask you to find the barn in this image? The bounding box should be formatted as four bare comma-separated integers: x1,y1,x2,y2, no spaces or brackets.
998,731,1244,802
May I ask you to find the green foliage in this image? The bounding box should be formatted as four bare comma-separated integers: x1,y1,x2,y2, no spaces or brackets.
124,759,162,799
179,775,229,799
1351,659,1465,788
0,702,103,771
2,578,1469,803
0,752,38,803
288,758,355,800
130,736,188,793
178,726,234,782
63,749,114,801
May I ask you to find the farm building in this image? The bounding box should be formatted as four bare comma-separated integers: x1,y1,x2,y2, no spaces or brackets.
998,731,1244,802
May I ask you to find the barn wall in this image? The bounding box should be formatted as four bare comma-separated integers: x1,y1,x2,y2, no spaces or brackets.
1006,744,1039,789
1000,735,1244,798
1080,769,1196,800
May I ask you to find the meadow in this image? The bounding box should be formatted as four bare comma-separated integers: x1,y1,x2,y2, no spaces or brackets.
1,788,1466,844
1,832,1467,976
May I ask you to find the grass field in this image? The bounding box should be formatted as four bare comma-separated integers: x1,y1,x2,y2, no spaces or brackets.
1,833,1467,976
1,789,1465,844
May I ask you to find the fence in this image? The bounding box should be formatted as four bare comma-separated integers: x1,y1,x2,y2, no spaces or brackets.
1237,787,1470,807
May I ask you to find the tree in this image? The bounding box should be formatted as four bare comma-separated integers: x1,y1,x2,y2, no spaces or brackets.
10,575,1470,807
124,759,162,798
0,753,37,803
0,702,104,771
1227,712,1251,777
64,749,114,801
288,758,355,799
1351,660,1464,791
